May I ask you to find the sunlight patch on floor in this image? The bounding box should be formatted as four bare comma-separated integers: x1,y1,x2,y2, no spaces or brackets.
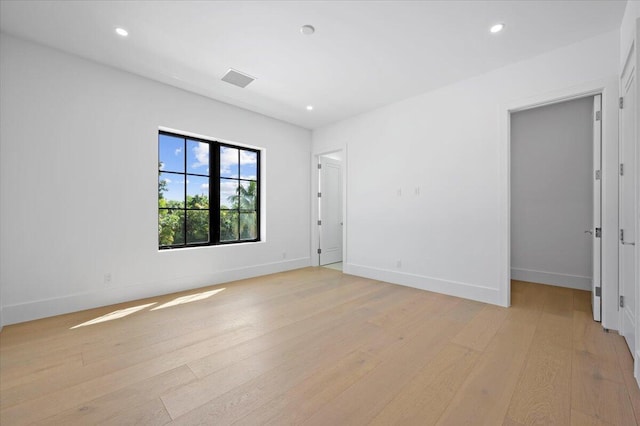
70,302,157,329
151,288,225,311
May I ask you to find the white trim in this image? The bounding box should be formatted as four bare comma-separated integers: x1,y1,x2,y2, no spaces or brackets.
2,257,310,326
510,268,591,291
345,263,501,306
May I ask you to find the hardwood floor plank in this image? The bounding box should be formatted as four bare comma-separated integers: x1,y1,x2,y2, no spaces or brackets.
173,293,461,425
170,335,388,425
1,274,379,411
1,270,637,425
435,319,538,425
232,347,384,426
369,342,479,426
573,347,625,384
451,304,509,352
97,398,171,426
505,281,546,326
570,409,615,426
542,285,574,318
504,333,572,425
33,365,195,425
571,368,636,425
0,352,84,391
161,313,381,419
301,316,468,425
572,289,591,313
185,284,397,379
78,274,336,364
612,334,640,423
573,309,617,359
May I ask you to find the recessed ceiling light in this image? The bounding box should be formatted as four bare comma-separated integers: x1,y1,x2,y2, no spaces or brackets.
115,27,129,37
490,23,505,34
301,25,315,35
306,105,314,111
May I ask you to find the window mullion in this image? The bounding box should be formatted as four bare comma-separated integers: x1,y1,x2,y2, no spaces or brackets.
183,137,187,246
214,143,221,244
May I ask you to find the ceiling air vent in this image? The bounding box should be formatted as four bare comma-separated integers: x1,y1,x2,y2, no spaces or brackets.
221,69,255,88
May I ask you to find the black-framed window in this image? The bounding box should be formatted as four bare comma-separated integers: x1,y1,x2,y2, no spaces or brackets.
158,130,260,249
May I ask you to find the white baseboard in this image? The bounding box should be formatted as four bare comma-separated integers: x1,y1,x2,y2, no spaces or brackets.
510,268,591,291
344,263,501,306
1,257,310,326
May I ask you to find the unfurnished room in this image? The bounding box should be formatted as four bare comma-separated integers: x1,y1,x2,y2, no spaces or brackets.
1,1,639,425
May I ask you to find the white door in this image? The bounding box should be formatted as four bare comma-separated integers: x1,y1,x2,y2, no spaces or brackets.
619,51,637,356
319,156,343,265
592,94,602,322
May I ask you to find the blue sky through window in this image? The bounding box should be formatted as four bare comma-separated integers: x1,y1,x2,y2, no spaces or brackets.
160,135,257,205
159,134,184,173
160,135,212,203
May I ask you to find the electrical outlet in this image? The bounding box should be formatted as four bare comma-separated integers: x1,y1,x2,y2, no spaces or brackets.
104,273,112,285
282,252,287,259
396,260,402,268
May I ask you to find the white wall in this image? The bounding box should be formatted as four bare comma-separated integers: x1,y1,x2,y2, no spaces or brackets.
0,34,312,327
510,97,594,290
312,30,620,328
620,1,639,71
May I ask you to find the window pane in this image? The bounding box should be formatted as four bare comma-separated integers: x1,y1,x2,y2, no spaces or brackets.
187,175,209,209
159,134,185,173
239,180,257,210
220,146,239,178
220,179,238,209
186,210,209,244
240,150,257,179
159,172,184,207
240,212,257,240
159,209,184,246
220,210,239,241
187,140,209,175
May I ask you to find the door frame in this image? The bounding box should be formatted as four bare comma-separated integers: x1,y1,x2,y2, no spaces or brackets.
311,147,348,269
499,77,619,331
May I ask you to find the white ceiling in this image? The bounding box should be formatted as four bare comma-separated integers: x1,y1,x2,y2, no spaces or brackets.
0,1,627,129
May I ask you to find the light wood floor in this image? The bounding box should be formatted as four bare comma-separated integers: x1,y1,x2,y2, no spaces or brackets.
1,268,639,425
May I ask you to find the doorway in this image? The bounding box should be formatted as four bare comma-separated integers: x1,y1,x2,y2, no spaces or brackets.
510,95,602,321
318,152,343,268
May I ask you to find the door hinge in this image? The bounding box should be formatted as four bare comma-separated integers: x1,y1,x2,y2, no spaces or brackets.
317,248,321,254
318,192,322,198
595,111,601,121
595,228,601,238
619,97,624,109
317,163,322,169
595,170,601,180
317,220,322,226
620,163,624,176
620,229,625,242
620,295,625,308
595,286,601,297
